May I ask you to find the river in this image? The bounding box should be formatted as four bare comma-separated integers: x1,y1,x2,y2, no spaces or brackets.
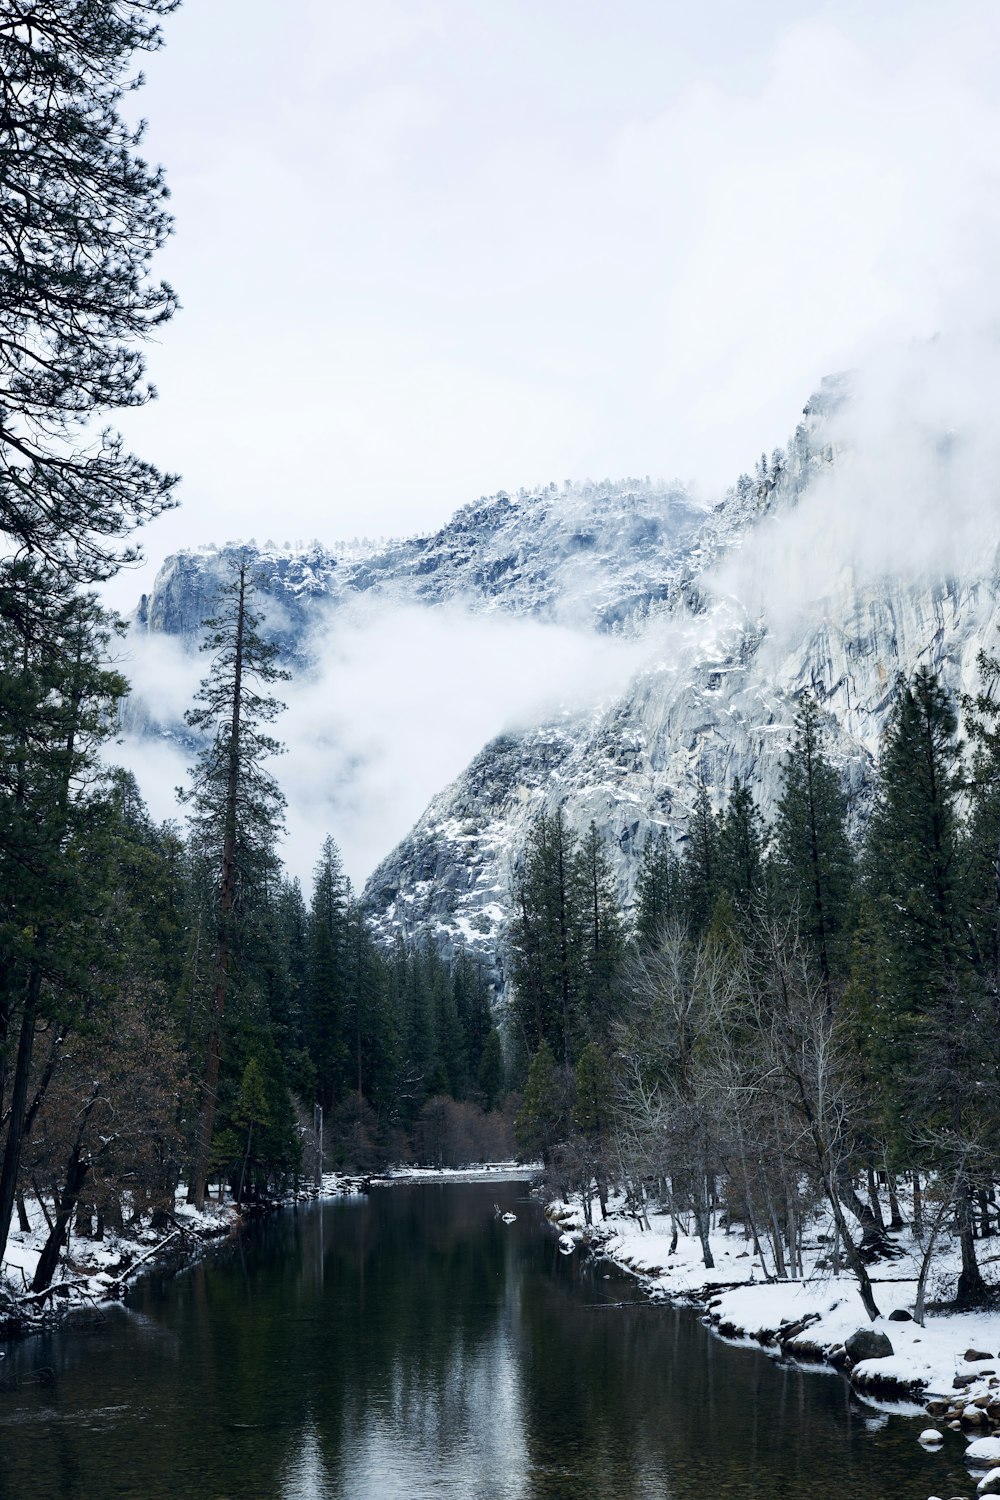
0,1180,974,1499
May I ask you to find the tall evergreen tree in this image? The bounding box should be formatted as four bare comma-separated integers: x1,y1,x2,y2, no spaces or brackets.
679,778,721,936
0,0,180,1261
718,779,767,923
963,645,1000,973
771,696,854,993
862,668,987,1305
182,558,289,1208
636,826,681,948
510,808,582,1068
305,836,349,1110
453,952,493,1085
577,821,627,1042
0,0,178,579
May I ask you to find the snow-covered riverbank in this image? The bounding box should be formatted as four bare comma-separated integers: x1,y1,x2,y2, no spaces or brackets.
548,1192,1000,1449
0,1189,243,1335
349,1161,540,1187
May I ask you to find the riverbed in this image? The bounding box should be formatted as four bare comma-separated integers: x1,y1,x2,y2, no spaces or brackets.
0,1181,974,1498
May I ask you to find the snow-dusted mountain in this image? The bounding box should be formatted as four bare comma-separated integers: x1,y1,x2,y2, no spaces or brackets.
134,475,708,641
128,369,1000,973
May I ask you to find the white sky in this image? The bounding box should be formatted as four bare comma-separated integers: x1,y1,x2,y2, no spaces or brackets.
106,0,1000,611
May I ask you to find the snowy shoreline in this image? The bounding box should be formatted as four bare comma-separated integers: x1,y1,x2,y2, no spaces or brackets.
546,1190,1000,1454
359,1161,540,1187
0,1189,260,1339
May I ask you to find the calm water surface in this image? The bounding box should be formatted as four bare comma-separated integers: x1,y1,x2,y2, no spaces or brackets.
0,1182,975,1499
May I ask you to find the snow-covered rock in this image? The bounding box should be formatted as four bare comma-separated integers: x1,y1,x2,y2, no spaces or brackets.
966,1436,1000,1466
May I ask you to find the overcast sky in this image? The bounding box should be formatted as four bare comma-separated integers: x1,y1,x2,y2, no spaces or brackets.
106,0,1000,611
107,1,1000,886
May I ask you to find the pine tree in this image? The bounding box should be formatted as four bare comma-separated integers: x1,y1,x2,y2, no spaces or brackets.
342,900,393,1115
679,778,721,935
718,779,767,922
573,1040,614,1219
573,1042,613,1140
863,668,987,1306
454,952,493,1085
431,946,467,1097
577,821,626,1042
510,809,583,1068
636,826,681,948
305,836,349,1110
477,1029,505,1112
0,1,180,1257
963,646,1000,972
182,558,289,1208
0,0,179,579
771,696,854,993
515,1040,566,1164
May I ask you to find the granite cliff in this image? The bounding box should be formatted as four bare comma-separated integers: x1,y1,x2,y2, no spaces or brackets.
128,373,1000,973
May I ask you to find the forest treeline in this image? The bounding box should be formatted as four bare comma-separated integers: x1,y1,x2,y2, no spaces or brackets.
512,666,1000,1318
0,554,512,1294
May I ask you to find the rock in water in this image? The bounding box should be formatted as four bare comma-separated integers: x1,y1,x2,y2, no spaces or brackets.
966,1436,1000,1466
845,1329,894,1362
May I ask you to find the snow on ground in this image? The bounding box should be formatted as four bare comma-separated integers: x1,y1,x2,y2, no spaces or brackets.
318,1162,540,1194
547,1188,1000,1436
0,1189,237,1326
376,1161,539,1184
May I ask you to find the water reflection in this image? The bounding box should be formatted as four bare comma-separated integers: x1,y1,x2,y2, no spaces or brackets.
0,1183,976,1499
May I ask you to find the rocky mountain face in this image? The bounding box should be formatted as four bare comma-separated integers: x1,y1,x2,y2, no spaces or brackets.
129,374,1000,978
133,475,709,642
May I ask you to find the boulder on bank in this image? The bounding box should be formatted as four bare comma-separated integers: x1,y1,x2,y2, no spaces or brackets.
888,1308,912,1321
966,1436,1000,1466
845,1328,894,1362
979,1467,1000,1494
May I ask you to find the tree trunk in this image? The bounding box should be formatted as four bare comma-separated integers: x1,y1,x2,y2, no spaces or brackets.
866,1161,887,1235
955,1175,989,1308
829,1175,881,1320
836,1164,889,1251
31,1092,100,1295
31,1150,91,1294
0,963,43,1257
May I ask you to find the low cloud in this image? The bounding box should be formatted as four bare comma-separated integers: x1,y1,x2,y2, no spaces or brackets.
709,332,1000,637
111,599,654,889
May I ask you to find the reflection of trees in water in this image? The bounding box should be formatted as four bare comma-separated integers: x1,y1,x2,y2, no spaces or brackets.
514,1261,957,1500
114,1183,522,1495
0,1187,972,1500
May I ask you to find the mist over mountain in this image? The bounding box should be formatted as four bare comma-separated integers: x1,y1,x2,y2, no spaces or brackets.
120,349,1000,973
